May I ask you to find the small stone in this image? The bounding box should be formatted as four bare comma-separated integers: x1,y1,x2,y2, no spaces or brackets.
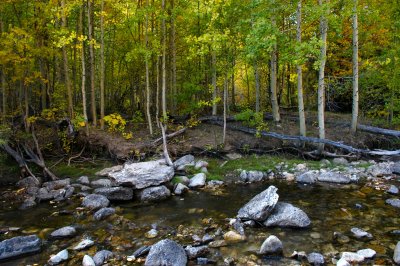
91,179,113,188
145,229,158,239
185,245,209,259
388,185,399,195
140,185,171,202
82,255,96,266
336,258,351,266
50,226,76,239
188,173,206,188
223,231,246,243
175,176,190,185
333,158,348,165
394,241,400,264
310,232,321,239
341,252,364,263
174,154,195,169
48,249,68,265
130,246,151,259
307,252,324,265
73,239,94,251
174,183,189,195
208,240,227,248
144,239,187,266
93,207,116,221
356,248,376,259
259,235,283,255
0,235,41,260
82,194,110,210
93,250,113,266
350,227,372,239
387,198,400,208
78,176,90,185
296,171,318,184
195,160,208,169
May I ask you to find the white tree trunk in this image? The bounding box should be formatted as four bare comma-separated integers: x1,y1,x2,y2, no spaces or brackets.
297,0,306,137
145,0,153,135
351,0,359,133
80,3,89,135
254,62,260,113
270,17,280,123
318,0,328,152
222,75,227,145
61,0,73,118
161,0,167,120
88,0,97,126
212,51,217,116
100,0,105,130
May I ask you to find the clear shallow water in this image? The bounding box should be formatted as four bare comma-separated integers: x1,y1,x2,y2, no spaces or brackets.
0,180,399,265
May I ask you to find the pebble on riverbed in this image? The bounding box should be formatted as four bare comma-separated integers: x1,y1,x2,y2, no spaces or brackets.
48,249,68,265
50,226,76,238
259,235,283,255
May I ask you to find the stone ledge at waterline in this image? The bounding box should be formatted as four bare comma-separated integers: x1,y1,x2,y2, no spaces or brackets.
0,235,42,260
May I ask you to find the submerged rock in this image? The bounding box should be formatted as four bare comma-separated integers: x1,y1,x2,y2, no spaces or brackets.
296,171,318,184
93,250,113,266
50,226,76,238
145,229,158,239
386,198,400,208
307,252,324,265
109,160,174,189
94,187,133,201
73,239,94,251
185,245,209,259
19,198,37,210
188,173,206,188
48,249,68,265
350,227,372,239
82,194,110,210
144,239,187,266
237,185,279,221
223,231,246,243
357,248,376,259
317,171,351,184
82,255,96,266
388,185,399,195
0,235,41,260
259,235,283,255
394,241,400,264
93,207,115,221
140,185,171,202
263,202,311,228
341,252,364,263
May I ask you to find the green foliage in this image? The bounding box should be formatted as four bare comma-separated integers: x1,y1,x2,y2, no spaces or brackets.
103,113,127,133
234,109,268,136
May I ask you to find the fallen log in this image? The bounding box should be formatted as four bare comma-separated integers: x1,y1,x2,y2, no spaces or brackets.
152,127,187,147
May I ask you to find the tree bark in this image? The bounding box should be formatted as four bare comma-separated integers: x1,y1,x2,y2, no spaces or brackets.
296,0,306,137
145,0,153,135
80,2,89,135
161,0,167,120
270,17,280,123
61,0,73,118
88,0,97,126
170,0,177,112
100,0,105,129
351,0,359,133
212,50,217,116
317,0,328,152
1,68,6,122
222,74,227,145
254,62,260,112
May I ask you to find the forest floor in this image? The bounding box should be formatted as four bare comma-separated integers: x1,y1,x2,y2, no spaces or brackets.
81,111,400,162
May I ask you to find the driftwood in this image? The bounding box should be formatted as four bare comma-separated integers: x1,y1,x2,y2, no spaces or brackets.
152,127,186,146
203,117,400,157
160,123,173,166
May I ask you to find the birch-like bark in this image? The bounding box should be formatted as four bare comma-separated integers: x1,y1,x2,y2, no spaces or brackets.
351,0,359,133
212,51,217,116
254,62,260,113
297,0,306,137
270,17,280,123
145,0,153,135
80,3,89,135
318,0,328,152
100,0,105,129
161,0,167,120
61,0,73,118
88,0,97,126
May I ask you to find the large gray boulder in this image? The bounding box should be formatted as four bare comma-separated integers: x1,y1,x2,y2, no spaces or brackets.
296,171,318,184
263,202,311,228
82,194,110,210
237,185,279,221
95,165,123,177
317,171,351,184
394,241,400,264
109,160,174,189
259,235,283,255
94,187,133,201
144,239,187,266
140,185,171,202
0,235,42,260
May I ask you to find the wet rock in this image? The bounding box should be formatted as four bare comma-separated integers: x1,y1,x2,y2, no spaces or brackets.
207,180,224,187
25,187,39,196
388,185,399,195
80,185,92,192
175,176,190,185
96,165,123,177
394,241,400,264
19,198,37,210
93,250,113,266
208,240,227,248
202,234,214,244
174,155,195,170
145,229,158,238
0,235,41,260
73,239,94,251
109,160,174,189
53,186,75,201
263,202,311,228
188,173,206,188
393,163,400,175
357,248,376,259
174,183,189,195
239,170,266,183
195,160,208,169
48,249,68,265
140,185,171,202
223,231,246,243
317,171,351,184
333,158,348,165
230,219,245,236
307,252,324,265
336,258,350,266
17,176,40,188
94,187,133,201
91,179,113,188
43,179,70,191
82,255,96,266
333,232,350,244
341,252,364,263
82,194,110,210
296,171,318,184
144,239,187,266
129,246,151,259
93,207,116,221
259,235,283,255
78,176,90,185
368,162,393,176
50,226,76,239
350,227,372,239
197,257,212,265
36,187,54,201
185,245,209,259
237,185,279,221
386,198,400,208
290,251,307,260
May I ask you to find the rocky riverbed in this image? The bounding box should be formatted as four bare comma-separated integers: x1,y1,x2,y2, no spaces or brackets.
1,155,400,265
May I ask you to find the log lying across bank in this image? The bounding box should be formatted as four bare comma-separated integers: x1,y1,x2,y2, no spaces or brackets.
202,117,400,157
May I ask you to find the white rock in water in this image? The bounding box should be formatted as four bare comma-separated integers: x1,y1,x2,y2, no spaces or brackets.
73,239,94,251
356,248,376,259
82,255,96,266
48,249,68,265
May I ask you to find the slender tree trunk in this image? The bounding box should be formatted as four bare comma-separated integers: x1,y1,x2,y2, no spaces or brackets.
170,0,177,113
156,56,160,127
88,0,97,126
145,0,153,135
212,50,217,116
270,16,280,123
351,0,359,133
1,69,5,122
100,0,105,129
222,74,227,145
161,0,167,120
297,0,306,137
80,3,89,135
318,0,328,152
254,62,260,112
61,0,73,118
231,57,236,109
